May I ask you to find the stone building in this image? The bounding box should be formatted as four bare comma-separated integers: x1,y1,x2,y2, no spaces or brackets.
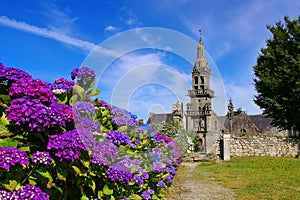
147,35,292,153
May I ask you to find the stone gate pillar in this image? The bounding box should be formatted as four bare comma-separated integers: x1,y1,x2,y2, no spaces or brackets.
223,134,231,161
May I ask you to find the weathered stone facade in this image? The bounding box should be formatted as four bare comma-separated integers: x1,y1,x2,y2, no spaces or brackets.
147,35,299,157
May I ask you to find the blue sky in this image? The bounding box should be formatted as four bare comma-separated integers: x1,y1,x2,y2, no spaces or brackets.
0,0,299,120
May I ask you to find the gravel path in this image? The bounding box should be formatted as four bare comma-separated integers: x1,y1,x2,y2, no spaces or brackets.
179,162,236,200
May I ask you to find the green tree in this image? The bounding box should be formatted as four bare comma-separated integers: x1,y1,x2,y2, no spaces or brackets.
253,16,300,130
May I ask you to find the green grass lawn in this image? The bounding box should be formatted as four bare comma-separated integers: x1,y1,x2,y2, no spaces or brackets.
195,157,300,200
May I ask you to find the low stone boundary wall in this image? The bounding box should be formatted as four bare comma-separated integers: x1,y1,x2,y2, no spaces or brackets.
229,135,299,157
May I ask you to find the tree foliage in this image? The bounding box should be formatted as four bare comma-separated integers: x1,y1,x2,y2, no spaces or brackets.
253,16,300,130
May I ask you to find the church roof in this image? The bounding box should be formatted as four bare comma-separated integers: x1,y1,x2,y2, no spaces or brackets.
146,113,173,124
221,113,275,133
248,114,273,132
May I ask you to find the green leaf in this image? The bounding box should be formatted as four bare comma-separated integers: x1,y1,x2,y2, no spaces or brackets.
152,194,161,199
73,84,85,95
98,191,104,199
57,171,67,182
19,146,30,152
81,160,90,168
52,183,63,194
28,178,37,186
88,79,95,89
161,173,170,179
130,167,137,174
0,137,18,147
129,194,142,200
72,165,81,176
81,194,89,200
103,184,113,195
89,180,96,193
117,126,128,132
3,180,19,191
87,88,100,97
110,195,115,200
0,94,10,104
37,170,53,182
129,181,136,185
69,95,79,106
57,93,69,104
0,113,9,125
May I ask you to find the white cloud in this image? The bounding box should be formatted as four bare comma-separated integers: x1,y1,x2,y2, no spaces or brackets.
104,25,118,32
225,81,262,115
39,2,78,34
95,51,191,120
0,16,95,51
0,16,120,57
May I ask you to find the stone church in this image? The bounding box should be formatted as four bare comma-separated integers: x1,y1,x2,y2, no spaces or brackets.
148,36,228,134
147,36,292,152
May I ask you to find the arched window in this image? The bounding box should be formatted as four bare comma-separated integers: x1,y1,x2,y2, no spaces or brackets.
200,76,204,84
194,76,198,85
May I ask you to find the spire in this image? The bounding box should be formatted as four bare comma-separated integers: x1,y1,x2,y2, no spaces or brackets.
197,29,204,58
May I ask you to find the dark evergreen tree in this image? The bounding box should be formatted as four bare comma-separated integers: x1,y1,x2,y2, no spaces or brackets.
253,16,300,130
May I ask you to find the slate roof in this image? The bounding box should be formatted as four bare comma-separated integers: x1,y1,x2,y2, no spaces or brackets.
146,113,173,124
248,114,273,132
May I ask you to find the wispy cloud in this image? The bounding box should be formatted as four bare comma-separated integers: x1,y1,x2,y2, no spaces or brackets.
96,51,191,119
0,16,95,51
38,1,78,34
225,81,262,114
0,16,120,57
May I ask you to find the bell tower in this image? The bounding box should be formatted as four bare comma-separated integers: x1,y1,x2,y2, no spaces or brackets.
186,32,214,134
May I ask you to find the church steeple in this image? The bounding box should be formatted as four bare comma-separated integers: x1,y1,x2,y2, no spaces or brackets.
194,31,209,72
197,37,204,58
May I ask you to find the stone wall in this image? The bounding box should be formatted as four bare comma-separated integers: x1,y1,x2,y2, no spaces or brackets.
229,135,299,157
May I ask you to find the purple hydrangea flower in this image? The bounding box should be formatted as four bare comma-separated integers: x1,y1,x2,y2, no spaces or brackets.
105,166,132,185
132,175,143,185
0,190,12,200
6,97,73,132
105,130,130,146
112,116,138,126
70,66,96,80
32,151,52,165
151,162,164,173
90,141,119,166
76,117,100,133
129,139,140,148
165,165,177,175
141,189,155,200
110,107,126,115
157,180,166,188
105,157,148,186
0,66,32,83
55,77,75,87
48,83,72,93
11,184,49,200
75,117,101,150
120,198,129,200
49,102,75,128
70,68,79,80
100,100,111,109
47,129,85,162
0,147,29,170
73,102,95,119
9,78,55,104
163,174,174,183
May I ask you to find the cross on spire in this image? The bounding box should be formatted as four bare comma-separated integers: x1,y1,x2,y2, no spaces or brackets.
198,29,202,43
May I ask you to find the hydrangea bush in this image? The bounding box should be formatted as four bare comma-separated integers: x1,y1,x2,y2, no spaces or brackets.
0,63,182,200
